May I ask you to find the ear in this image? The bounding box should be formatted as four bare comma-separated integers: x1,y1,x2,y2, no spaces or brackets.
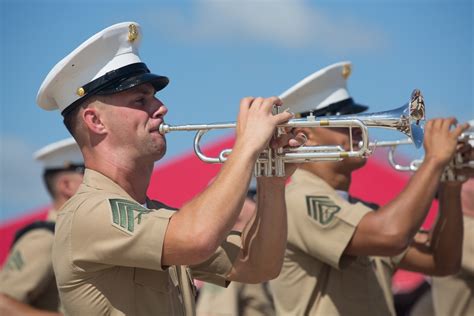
83,107,106,134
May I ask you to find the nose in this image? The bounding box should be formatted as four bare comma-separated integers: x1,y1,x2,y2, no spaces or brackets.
151,98,168,119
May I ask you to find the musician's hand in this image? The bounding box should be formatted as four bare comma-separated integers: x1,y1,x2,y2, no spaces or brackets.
423,118,469,168
267,128,306,178
269,129,306,149
235,96,294,156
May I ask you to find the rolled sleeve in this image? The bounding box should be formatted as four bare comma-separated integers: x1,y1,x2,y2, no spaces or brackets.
287,184,372,270
191,233,242,287
71,197,174,272
0,230,54,302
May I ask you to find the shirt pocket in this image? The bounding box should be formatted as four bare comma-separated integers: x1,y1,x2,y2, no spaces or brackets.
133,268,170,293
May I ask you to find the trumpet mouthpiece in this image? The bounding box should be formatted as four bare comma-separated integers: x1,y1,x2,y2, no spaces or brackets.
158,124,170,135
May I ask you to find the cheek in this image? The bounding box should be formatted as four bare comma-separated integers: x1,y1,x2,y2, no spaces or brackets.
316,131,349,146
108,109,143,134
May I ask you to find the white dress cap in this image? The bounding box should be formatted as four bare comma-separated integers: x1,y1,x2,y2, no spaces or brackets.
34,138,83,170
279,61,368,116
36,22,168,116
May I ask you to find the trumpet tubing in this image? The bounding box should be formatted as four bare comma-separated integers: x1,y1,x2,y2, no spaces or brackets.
376,131,474,178
159,89,425,177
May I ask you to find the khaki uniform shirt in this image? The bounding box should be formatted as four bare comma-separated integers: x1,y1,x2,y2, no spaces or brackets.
432,215,474,316
196,282,274,316
270,169,404,316
0,209,60,311
52,169,241,316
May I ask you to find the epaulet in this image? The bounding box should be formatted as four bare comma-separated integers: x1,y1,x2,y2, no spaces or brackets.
11,221,55,248
348,196,380,211
148,199,178,211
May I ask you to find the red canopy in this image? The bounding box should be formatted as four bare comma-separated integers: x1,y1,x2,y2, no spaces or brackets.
0,135,436,292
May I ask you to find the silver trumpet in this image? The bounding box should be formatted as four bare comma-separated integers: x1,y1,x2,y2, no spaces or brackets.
375,132,474,181
159,89,425,177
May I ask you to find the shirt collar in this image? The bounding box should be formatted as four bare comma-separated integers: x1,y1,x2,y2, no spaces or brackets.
291,168,335,192
80,168,137,202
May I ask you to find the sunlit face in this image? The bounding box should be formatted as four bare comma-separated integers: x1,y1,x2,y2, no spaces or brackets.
97,83,168,162
310,126,367,171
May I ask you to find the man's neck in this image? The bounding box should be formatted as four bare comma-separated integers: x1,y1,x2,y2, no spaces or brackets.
300,163,352,191
85,152,154,204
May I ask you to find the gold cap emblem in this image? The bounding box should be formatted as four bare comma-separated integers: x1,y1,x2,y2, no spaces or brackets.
128,24,138,42
76,87,85,97
342,64,351,79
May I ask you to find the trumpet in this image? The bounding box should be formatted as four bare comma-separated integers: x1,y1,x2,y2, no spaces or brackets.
375,132,474,181
159,89,425,177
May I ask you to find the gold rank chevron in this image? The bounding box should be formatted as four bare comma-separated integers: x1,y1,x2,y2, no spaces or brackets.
108,199,150,233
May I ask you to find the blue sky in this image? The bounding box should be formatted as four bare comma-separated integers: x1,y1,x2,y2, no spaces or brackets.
1,0,472,222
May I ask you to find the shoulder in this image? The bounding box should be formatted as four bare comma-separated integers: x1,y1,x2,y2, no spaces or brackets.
69,195,174,237
287,187,372,229
3,224,55,273
63,191,128,219
13,221,55,246
11,222,55,252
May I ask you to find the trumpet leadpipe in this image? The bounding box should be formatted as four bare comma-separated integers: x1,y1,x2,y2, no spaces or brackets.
159,122,236,134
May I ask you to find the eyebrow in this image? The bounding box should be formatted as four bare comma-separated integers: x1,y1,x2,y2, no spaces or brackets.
132,85,155,96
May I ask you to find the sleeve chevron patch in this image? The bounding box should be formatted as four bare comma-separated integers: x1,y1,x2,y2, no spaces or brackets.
108,198,151,233
305,195,341,226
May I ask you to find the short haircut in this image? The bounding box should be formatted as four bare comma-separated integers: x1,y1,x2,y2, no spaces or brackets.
63,95,101,140
63,102,84,137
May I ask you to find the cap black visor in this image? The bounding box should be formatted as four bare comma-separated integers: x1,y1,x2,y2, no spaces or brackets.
61,63,169,117
299,98,368,117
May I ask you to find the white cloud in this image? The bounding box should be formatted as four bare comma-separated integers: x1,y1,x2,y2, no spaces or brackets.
0,135,49,222
148,0,387,53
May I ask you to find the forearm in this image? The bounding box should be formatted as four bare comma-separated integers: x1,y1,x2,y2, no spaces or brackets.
227,179,287,283
165,142,259,264
398,183,464,275
242,180,287,277
378,158,445,242
349,118,470,257
430,182,463,274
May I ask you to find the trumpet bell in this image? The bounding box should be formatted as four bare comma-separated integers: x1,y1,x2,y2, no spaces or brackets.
319,89,425,148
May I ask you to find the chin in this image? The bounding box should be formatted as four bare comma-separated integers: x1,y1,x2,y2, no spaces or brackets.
153,145,167,161
343,157,367,170
151,136,167,156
